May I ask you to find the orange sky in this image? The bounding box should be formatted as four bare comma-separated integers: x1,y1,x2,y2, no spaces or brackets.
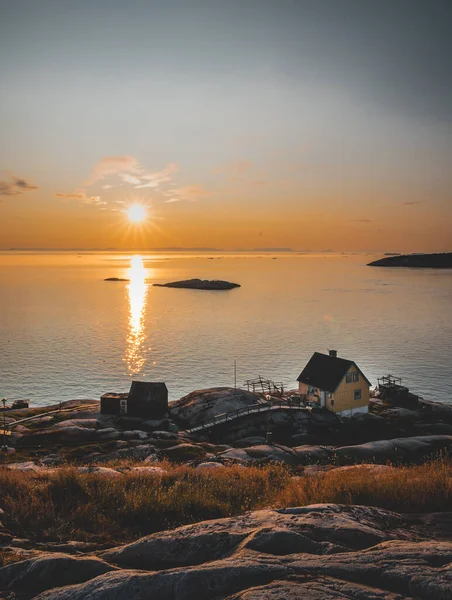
1,2,451,253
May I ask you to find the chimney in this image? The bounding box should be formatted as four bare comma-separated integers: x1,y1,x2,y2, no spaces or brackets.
329,349,337,358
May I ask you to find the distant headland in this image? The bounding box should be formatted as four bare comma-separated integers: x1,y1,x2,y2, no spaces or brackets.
368,252,452,268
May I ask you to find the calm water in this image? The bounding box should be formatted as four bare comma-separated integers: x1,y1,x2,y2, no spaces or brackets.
0,252,451,406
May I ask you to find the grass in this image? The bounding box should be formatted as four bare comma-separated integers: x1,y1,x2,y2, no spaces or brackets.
1,457,451,545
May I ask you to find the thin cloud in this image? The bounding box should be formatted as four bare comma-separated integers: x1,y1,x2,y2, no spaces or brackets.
85,156,179,193
86,155,142,185
136,163,179,189
0,174,39,196
403,201,421,205
352,219,371,223
169,184,209,202
120,173,142,185
55,191,101,204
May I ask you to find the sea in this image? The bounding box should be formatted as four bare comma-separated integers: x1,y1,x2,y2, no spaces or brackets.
0,251,451,407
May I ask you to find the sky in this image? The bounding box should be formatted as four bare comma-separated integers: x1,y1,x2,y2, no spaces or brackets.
0,0,451,252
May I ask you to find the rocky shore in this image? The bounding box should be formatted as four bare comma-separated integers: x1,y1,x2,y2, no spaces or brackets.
2,389,452,598
2,388,452,469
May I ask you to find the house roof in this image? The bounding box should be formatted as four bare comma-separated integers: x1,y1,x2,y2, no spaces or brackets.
297,352,371,392
128,381,168,403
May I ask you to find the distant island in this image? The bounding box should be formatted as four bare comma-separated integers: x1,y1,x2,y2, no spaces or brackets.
368,252,452,268
104,277,130,282
154,278,240,290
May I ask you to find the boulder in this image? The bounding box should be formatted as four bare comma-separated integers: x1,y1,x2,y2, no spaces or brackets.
151,431,178,440
292,445,333,464
142,419,169,431
0,553,115,594
40,454,63,466
196,462,225,470
122,430,149,440
17,425,97,446
335,435,452,464
170,387,261,428
77,466,122,477
128,466,167,475
7,461,42,472
243,444,299,465
235,436,266,447
55,419,100,429
161,443,206,462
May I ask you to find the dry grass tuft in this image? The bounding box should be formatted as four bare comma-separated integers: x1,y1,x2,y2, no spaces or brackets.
0,456,451,545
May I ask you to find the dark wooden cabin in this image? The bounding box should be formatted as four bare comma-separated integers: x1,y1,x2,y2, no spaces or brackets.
100,381,168,418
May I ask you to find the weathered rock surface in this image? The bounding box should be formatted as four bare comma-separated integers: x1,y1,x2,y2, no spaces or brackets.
334,435,452,464
161,443,207,462
6,504,447,600
0,553,115,595
170,387,261,429
216,435,452,466
219,444,299,465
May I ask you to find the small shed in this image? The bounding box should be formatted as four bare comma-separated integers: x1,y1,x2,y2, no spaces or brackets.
127,381,168,418
100,393,129,416
100,382,168,418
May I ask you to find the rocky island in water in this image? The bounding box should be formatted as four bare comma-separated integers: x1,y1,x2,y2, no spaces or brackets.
104,277,130,282
368,251,452,268
154,278,241,290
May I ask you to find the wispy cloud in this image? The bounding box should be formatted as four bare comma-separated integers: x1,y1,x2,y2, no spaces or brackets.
120,173,142,185
352,219,371,223
403,201,421,206
166,184,209,202
85,156,179,194
0,174,39,196
86,155,142,185
136,163,179,189
55,191,101,204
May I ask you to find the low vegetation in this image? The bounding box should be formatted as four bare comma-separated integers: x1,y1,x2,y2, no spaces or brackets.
1,457,451,545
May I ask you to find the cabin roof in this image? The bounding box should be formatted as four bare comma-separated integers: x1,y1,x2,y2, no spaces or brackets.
297,352,371,392
128,381,168,403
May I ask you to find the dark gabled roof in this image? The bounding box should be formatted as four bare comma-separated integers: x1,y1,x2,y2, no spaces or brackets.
297,352,371,392
128,381,168,403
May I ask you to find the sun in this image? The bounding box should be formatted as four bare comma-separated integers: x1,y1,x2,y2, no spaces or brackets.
127,204,147,223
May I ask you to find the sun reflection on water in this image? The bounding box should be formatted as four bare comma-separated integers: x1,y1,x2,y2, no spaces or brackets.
124,255,148,375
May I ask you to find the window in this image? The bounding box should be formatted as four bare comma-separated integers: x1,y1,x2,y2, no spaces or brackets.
354,389,362,401
328,392,332,398
346,371,360,383
308,386,316,395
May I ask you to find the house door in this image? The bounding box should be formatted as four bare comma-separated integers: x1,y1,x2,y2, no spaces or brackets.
119,399,128,415
320,391,326,408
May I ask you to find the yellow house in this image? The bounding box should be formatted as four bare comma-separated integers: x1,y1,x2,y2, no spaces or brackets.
297,350,371,415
